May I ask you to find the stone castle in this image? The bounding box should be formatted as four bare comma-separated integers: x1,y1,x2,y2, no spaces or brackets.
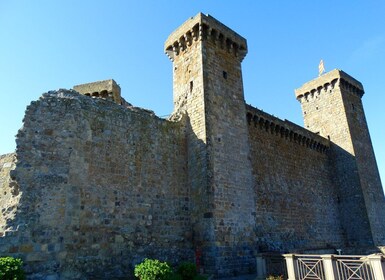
1,13,384,279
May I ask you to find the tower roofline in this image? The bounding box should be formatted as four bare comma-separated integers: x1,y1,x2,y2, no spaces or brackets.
164,12,247,62
295,69,365,100
73,79,122,104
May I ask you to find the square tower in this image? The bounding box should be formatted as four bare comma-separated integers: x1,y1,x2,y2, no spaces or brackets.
74,79,122,105
296,70,385,246
165,13,256,276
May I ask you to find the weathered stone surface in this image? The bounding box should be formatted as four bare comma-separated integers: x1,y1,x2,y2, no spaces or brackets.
296,70,385,246
0,12,384,279
0,90,193,278
246,106,345,251
0,153,19,234
73,79,122,105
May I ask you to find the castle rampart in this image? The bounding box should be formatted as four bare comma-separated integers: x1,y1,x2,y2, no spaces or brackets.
246,105,329,153
245,104,345,252
0,90,193,278
0,13,384,279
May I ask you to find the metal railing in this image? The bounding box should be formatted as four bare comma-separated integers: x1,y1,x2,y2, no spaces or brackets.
334,256,374,280
266,254,288,278
295,255,325,280
283,254,384,280
256,253,287,279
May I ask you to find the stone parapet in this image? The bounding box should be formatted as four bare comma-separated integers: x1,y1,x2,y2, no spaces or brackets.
73,79,122,104
295,69,364,102
246,104,330,153
164,12,247,62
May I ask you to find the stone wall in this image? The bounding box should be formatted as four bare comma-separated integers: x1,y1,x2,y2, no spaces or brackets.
0,153,19,234
246,105,346,253
0,90,193,279
1,13,384,280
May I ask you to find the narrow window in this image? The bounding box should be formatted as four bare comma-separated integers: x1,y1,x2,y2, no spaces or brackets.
190,81,193,93
223,71,227,79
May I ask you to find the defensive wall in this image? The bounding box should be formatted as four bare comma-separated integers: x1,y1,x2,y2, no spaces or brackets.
0,90,193,278
245,105,345,252
0,12,384,279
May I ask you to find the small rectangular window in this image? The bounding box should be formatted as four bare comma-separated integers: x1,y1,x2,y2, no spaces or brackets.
223,71,227,79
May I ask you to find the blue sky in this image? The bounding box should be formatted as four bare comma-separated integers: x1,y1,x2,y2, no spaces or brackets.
1,1,384,189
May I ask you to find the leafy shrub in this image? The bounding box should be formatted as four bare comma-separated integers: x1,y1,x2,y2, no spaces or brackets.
177,262,197,280
0,256,25,280
134,258,172,280
266,275,283,280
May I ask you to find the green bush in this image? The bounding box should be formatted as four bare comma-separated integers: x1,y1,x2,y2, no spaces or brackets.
134,258,173,280
177,262,197,280
0,257,25,280
266,275,283,280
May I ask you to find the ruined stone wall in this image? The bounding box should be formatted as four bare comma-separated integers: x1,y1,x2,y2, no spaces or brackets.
0,153,19,234
246,105,346,253
0,90,192,279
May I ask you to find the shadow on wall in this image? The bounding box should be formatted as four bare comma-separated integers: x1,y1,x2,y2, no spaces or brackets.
246,106,378,255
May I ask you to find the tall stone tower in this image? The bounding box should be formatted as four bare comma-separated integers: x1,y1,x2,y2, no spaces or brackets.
295,69,385,247
165,13,256,275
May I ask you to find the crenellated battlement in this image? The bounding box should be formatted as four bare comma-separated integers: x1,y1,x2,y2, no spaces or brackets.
246,104,329,153
73,79,122,105
295,69,364,103
1,13,383,280
164,13,247,62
